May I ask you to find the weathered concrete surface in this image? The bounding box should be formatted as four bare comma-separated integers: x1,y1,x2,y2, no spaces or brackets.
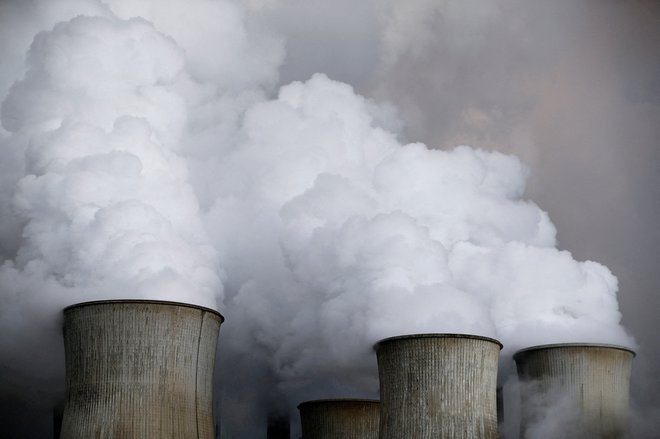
514,343,635,439
375,334,502,439
298,399,379,439
59,300,223,439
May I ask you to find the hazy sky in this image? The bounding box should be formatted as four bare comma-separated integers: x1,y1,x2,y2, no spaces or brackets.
0,0,658,437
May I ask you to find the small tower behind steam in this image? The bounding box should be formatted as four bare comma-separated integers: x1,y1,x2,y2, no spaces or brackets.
514,343,634,439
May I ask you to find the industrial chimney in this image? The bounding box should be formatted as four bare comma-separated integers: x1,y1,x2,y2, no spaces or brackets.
514,343,635,439
297,399,380,439
375,334,502,439
59,299,224,439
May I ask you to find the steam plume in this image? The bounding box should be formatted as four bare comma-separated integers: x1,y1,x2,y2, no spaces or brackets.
0,0,655,437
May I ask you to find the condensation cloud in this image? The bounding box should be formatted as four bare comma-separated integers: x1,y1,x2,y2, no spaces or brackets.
0,0,653,437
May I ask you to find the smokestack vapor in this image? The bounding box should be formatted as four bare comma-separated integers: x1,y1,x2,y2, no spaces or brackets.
1,1,657,436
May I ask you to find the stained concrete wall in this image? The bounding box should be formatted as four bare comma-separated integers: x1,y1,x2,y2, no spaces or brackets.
298,399,379,439
514,343,634,439
60,300,224,439
375,334,502,439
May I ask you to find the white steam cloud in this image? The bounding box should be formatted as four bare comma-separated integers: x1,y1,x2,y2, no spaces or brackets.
0,0,637,436
1,14,221,306
211,73,629,375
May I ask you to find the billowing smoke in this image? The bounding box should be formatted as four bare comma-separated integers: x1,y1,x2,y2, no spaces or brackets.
0,13,221,372
0,0,655,437
211,71,629,368
0,1,282,431
207,72,630,436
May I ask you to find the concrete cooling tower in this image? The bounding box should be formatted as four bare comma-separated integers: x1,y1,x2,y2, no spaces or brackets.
59,300,224,439
514,343,635,439
297,399,380,439
375,334,502,439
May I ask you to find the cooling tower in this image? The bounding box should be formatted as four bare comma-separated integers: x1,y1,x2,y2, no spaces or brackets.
514,343,635,439
297,399,380,439
375,334,502,439
59,299,224,439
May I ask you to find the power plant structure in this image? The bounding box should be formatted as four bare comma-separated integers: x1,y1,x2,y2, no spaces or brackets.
54,298,637,439
59,300,224,439
514,343,635,439
297,399,380,439
374,334,502,439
